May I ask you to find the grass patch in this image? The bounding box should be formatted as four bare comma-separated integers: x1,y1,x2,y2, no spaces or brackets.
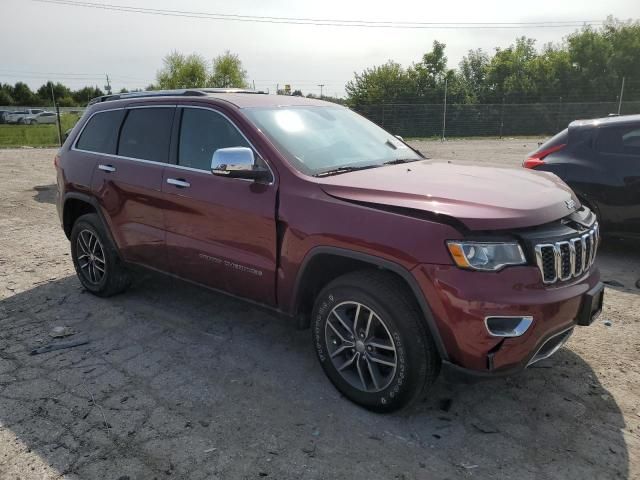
0,114,81,148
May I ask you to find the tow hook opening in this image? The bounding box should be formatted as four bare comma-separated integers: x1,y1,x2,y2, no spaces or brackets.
485,316,533,337
486,339,505,371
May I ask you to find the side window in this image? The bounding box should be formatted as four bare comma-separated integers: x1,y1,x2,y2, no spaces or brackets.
118,107,175,162
597,126,640,155
622,128,640,153
76,110,125,154
178,108,251,170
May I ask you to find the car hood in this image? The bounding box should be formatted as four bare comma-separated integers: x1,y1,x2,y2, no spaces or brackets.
316,159,579,231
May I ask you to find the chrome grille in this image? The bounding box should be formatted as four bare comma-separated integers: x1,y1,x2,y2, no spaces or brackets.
535,223,599,284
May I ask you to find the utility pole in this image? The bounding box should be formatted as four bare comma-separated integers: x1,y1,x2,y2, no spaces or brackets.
317,84,325,98
50,82,63,147
252,80,256,90
104,74,112,95
617,77,626,114
441,78,448,142
499,96,505,138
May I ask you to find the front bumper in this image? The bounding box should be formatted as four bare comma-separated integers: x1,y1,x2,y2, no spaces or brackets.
412,263,602,374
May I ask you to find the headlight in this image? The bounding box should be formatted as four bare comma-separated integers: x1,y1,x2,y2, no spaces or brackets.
446,241,526,271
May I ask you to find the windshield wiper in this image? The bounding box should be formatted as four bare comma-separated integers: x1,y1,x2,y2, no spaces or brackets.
383,158,422,165
314,164,380,177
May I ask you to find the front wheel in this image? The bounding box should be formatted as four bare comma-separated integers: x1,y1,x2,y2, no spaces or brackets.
312,270,440,412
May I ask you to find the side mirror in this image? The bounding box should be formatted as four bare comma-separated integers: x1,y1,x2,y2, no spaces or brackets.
211,147,270,181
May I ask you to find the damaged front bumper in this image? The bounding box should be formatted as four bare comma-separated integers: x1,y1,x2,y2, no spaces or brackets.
412,262,603,376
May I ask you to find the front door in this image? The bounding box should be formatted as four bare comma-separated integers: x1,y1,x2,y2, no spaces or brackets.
162,106,278,305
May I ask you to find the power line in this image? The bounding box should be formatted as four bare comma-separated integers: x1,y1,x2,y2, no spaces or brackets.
32,0,607,29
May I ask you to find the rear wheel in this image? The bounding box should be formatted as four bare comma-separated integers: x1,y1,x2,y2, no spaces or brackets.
70,213,130,297
311,270,440,412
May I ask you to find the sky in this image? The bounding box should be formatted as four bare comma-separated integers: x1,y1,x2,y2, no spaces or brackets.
2,0,640,97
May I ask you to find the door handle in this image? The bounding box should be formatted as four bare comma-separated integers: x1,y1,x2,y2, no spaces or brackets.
167,178,190,188
98,164,116,173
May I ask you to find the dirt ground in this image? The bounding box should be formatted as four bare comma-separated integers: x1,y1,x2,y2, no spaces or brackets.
0,140,639,480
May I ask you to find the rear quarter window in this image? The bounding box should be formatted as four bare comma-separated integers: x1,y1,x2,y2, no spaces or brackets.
596,125,640,155
75,110,125,154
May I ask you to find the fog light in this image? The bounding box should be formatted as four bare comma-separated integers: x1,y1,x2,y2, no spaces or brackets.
485,316,533,337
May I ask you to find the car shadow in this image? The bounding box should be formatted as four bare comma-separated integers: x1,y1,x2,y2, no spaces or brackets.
0,273,629,479
32,184,57,204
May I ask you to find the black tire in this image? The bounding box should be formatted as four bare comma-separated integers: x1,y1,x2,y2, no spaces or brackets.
70,213,131,297
312,270,440,413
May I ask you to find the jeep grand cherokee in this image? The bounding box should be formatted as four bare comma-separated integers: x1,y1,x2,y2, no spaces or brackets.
55,89,604,412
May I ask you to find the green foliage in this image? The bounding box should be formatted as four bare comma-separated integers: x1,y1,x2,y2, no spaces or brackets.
11,82,38,105
155,50,248,89
458,49,489,103
209,51,248,88
36,82,71,104
71,86,104,105
156,51,209,89
305,93,345,105
0,82,104,107
346,61,415,105
347,18,640,107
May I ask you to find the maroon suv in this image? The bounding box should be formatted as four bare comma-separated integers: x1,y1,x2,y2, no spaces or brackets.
56,89,604,412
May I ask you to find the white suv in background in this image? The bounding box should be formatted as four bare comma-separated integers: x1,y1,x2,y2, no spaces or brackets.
6,108,47,124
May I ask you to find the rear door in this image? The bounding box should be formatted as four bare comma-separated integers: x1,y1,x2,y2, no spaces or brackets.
87,105,176,270
594,123,640,234
162,106,278,305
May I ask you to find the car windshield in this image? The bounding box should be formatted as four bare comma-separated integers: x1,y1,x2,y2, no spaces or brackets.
243,106,421,176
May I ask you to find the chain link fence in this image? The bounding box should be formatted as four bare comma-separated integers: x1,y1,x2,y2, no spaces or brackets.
0,106,86,115
3,100,640,139
355,101,640,138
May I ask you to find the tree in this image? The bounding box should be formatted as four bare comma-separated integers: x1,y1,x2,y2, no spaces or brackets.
0,83,14,105
484,37,539,102
209,51,248,88
409,41,457,103
156,51,209,89
36,82,72,105
459,49,490,103
12,82,38,105
345,61,415,106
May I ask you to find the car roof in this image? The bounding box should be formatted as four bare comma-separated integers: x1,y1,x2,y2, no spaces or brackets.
88,88,339,109
570,113,640,129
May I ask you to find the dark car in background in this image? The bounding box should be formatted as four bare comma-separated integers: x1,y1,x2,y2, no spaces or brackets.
524,114,640,239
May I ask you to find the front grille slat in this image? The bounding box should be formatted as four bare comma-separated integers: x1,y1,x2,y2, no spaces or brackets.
535,222,598,284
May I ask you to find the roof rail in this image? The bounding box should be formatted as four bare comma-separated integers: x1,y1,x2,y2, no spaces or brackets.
87,88,268,105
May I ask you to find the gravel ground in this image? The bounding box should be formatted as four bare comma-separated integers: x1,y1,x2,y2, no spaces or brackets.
0,141,639,480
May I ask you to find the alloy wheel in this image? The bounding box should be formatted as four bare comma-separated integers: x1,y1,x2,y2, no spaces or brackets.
76,229,106,285
325,301,398,393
